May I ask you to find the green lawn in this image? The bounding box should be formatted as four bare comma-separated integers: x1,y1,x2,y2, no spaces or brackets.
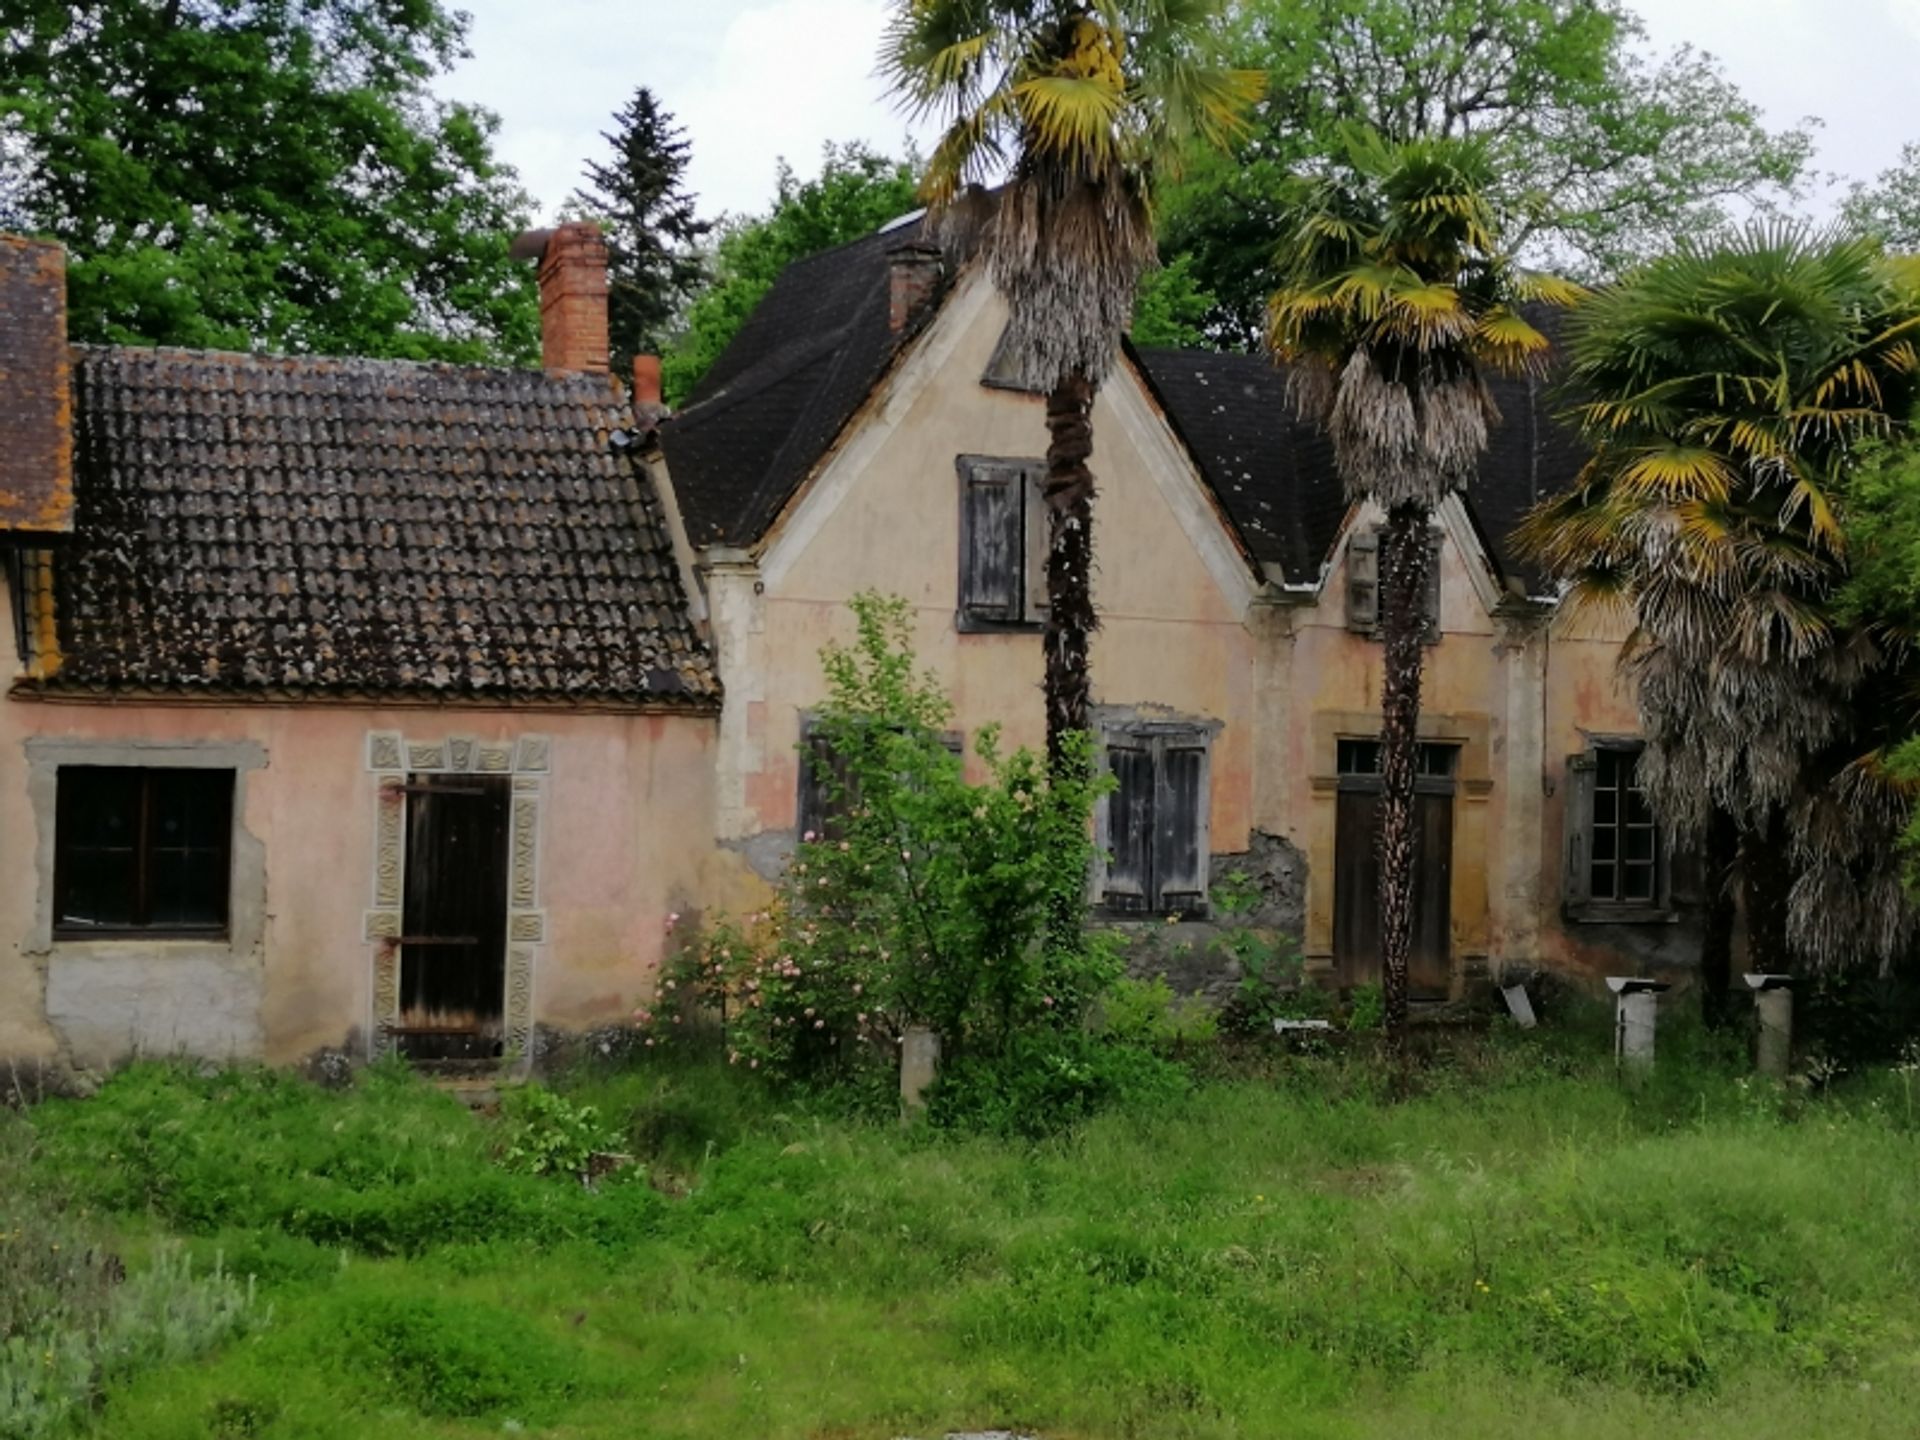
6,1025,1920,1439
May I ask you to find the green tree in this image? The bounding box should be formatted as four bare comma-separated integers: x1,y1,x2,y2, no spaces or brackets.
1267,130,1569,1042
571,87,711,375
1524,227,1920,980
661,143,921,406
1130,253,1217,348
0,0,539,363
1845,142,1920,251
1161,0,1812,346
880,0,1258,774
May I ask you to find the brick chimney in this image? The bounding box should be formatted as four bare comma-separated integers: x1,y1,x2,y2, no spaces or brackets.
887,242,944,334
0,235,75,533
632,354,662,408
513,222,610,376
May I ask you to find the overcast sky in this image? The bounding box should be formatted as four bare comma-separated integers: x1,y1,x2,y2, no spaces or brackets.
440,0,1920,224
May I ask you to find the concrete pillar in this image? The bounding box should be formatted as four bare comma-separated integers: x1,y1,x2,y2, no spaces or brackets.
700,554,765,842
1608,977,1669,1068
1495,606,1550,970
1745,975,1794,1080
900,1025,941,1120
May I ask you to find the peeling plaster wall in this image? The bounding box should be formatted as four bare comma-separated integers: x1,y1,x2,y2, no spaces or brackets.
0,581,731,1068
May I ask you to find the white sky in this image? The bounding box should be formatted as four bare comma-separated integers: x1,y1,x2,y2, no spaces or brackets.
440,0,1920,223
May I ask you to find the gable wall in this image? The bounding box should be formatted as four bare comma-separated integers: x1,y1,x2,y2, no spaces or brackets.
710,276,1259,872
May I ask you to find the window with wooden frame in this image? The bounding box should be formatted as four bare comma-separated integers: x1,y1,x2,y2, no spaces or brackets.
957,454,1048,630
1563,742,1673,922
1345,525,1442,637
1098,725,1211,917
54,767,234,936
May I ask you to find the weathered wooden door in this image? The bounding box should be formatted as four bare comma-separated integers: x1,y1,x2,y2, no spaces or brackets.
1332,742,1455,999
397,775,512,1059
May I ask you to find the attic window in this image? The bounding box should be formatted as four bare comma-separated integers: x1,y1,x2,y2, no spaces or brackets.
981,326,1046,395
1346,525,1442,638
957,455,1048,631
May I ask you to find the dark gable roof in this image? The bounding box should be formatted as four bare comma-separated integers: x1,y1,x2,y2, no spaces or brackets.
34,345,718,707
1133,328,1585,594
659,218,934,549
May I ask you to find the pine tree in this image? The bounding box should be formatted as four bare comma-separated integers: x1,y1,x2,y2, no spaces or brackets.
573,88,711,375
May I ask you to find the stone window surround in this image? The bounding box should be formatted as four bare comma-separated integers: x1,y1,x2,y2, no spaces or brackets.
363,731,550,1064
23,738,268,959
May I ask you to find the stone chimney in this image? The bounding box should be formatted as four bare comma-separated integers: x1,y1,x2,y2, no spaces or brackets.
887,242,944,335
512,222,610,376
0,235,75,533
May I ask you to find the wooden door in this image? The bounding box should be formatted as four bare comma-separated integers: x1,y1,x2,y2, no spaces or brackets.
1332,776,1454,999
396,775,512,1060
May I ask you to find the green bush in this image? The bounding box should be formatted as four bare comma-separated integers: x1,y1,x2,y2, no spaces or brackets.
925,1031,1191,1137
645,593,1119,1125
1100,976,1218,1053
498,1084,618,1178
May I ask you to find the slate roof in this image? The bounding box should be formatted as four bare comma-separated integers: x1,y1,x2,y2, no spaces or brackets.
25,345,718,707
658,218,939,549
1132,340,1587,593
656,220,1585,594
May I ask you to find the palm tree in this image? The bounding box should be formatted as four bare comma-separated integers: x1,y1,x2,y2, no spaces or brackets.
1266,131,1571,1042
880,0,1258,774
1523,225,1920,981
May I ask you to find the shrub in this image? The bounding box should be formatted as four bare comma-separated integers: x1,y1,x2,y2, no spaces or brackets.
926,1030,1190,1137
1099,977,1218,1054
324,1291,584,1419
498,1085,618,1179
646,593,1118,1112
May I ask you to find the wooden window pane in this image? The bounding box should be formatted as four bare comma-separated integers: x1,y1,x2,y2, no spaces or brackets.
1104,743,1155,910
1155,744,1207,912
959,457,1027,624
1623,864,1655,901
55,767,232,934
1591,862,1616,899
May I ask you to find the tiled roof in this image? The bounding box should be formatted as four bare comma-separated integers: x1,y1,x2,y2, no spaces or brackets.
658,219,940,549
26,345,718,707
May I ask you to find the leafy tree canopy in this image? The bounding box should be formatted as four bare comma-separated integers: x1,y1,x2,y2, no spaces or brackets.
662,142,920,406
1845,142,1920,252
1160,0,1815,346
1129,254,1218,348
0,0,539,363
571,87,710,375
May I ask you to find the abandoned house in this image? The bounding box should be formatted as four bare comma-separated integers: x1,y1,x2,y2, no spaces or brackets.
0,213,1694,1073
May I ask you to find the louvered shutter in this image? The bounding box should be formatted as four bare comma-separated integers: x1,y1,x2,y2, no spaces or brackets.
798,728,858,843
1563,752,1595,912
959,458,1024,623
1155,740,1208,915
1347,528,1379,631
1024,464,1050,623
1103,738,1155,911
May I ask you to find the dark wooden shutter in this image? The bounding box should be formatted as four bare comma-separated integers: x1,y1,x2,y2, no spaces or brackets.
959,458,1025,623
1333,788,1381,986
1347,528,1379,631
400,775,511,1052
1563,752,1595,911
1422,528,1444,636
798,728,859,842
1409,789,1454,998
1154,740,1207,914
1024,464,1050,624
1104,738,1155,911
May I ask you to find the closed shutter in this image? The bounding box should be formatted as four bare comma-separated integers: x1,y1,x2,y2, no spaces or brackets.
1563,752,1595,911
1347,528,1379,631
798,729,859,842
1155,741,1208,914
1422,528,1444,637
1104,738,1155,911
1024,464,1050,624
959,458,1025,624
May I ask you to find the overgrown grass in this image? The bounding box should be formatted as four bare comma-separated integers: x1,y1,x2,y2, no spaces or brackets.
8,1023,1920,1439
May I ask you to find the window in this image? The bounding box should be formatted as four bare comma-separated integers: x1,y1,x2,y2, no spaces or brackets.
796,721,962,842
1099,727,1211,916
1336,738,1457,780
54,767,234,936
957,454,1048,630
1345,525,1442,637
1564,743,1671,921
980,325,1045,394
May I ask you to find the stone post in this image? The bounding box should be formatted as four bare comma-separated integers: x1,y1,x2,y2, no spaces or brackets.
900,1025,940,1121
1608,977,1669,1069
1745,974,1794,1080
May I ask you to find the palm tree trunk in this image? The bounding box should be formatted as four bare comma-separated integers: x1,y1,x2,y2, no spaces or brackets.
1741,806,1792,976
1376,502,1433,1047
1699,807,1739,1028
1043,370,1098,776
